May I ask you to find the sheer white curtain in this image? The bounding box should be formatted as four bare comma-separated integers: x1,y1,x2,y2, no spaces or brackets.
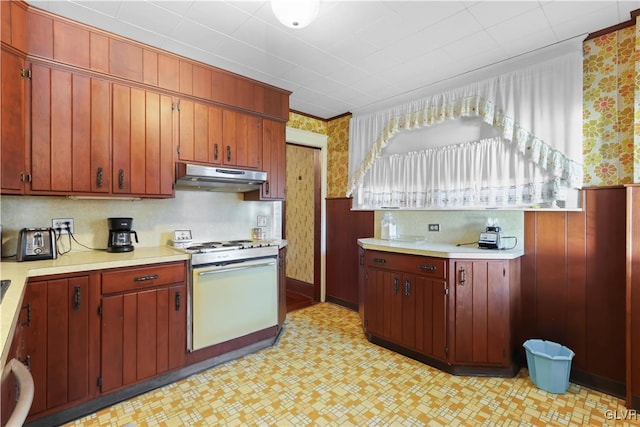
348,40,583,209
357,137,560,209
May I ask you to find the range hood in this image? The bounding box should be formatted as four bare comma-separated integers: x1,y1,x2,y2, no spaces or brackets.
175,163,266,192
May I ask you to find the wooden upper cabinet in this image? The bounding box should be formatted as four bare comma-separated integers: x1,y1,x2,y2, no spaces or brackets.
179,60,193,95
53,19,89,68
158,53,179,92
110,38,143,82
90,32,110,74
177,99,223,165
112,83,174,197
29,64,111,194
222,110,261,169
26,9,52,58
3,1,27,52
192,65,212,100
1,49,27,194
246,118,285,200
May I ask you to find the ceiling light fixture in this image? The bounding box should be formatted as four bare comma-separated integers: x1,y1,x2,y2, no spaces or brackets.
271,0,320,29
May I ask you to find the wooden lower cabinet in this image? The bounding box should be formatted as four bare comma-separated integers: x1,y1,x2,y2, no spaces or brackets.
362,248,520,376
99,263,187,393
23,273,99,421
450,260,516,368
363,251,448,363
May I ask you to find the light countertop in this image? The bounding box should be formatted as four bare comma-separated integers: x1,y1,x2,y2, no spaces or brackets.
358,238,524,259
0,247,190,371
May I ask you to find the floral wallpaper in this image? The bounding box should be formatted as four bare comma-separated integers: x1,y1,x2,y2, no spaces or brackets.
326,115,351,197
288,112,328,135
583,22,638,186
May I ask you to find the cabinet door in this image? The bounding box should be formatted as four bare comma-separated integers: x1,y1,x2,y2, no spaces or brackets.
453,260,509,366
177,99,223,165
222,110,261,168
30,65,110,193
414,276,448,361
260,119,285,199
101,284,186,393
1,49,26,193
112,84,173,196
364,268,404,342
22,276,93,418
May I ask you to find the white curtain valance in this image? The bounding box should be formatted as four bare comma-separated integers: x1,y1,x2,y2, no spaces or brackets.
347,45,583,209
356,137,564,209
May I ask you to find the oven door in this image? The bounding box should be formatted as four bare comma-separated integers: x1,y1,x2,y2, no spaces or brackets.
190,257,278,351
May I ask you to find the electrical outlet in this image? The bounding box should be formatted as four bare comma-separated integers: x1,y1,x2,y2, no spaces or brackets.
52,218,74,235
428,223,440,232
257,215,268,227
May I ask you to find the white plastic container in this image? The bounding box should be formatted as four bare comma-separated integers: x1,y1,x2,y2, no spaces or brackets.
380,212,397,240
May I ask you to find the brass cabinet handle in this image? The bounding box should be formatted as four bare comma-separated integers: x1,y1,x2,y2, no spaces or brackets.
214,144,219,161
96,167,103,188
118,169,125,190
226,145,231,162
404,279,411,296
265,181,270,195
373,258,386,264
419,264,436,271
393,277,399,295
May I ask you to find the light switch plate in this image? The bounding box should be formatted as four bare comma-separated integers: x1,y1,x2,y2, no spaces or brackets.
257,216,268,227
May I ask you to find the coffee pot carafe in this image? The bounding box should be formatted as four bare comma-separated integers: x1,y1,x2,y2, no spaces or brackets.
107,217,138,253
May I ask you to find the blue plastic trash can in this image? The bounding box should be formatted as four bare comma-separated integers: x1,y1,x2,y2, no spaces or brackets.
523,339,575,394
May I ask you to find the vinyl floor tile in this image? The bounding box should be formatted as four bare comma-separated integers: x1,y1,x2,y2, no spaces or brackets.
68,303,640,426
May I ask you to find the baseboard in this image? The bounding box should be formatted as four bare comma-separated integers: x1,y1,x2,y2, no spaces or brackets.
286,277,314,299
570,368,625,399
325,296,358,311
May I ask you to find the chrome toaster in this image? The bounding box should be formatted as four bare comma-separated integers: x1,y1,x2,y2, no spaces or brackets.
17,227,57,262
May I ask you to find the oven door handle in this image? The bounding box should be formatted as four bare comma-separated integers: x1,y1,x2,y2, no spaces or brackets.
197,261,276,276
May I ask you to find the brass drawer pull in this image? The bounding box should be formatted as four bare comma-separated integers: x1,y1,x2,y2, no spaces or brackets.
134,274,159,282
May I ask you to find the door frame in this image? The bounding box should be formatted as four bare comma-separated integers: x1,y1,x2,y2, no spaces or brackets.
285,127,328,301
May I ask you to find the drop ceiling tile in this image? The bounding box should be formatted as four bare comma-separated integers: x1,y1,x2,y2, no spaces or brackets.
169,18,228,54
185,1,252,36
214,39,295,77
467,1,541,29
149,1,194,16
441,30,501,61
419,9,485,45
117,1,183,35
485,7,553,42
68,0,122,19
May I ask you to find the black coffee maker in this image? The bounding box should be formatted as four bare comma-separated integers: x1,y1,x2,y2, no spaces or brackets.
107,217,138,253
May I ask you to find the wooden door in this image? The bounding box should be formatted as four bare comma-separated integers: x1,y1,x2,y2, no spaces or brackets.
0,49,26,193
167,284,187,370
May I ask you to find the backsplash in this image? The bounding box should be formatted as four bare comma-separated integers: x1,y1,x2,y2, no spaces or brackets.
373,210,524,249
0,192,281,255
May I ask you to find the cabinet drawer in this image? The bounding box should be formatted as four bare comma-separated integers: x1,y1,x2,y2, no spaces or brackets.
102,262,186,294
365,250,446,279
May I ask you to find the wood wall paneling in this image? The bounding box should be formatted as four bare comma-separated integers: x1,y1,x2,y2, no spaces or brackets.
585,188,626,384
522,187,626,397
628,186,640,405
